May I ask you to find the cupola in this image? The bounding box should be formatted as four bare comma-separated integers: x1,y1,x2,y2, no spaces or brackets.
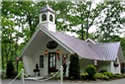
39,4,56,32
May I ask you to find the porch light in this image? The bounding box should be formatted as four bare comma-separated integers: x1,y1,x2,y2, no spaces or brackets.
44,50,48,55
114,62,119,67
114,58,119,67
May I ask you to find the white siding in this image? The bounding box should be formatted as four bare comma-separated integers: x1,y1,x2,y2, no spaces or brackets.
23,55,35,76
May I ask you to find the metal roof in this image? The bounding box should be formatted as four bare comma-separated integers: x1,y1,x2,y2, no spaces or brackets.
39,27,122,61
21,25,124,62
90,42,120,61
40,4,55,13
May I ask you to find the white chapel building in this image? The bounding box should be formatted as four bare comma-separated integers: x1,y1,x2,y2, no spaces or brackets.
21,5,125,77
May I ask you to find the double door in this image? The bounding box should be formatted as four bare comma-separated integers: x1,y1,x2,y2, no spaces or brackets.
48,52,57,73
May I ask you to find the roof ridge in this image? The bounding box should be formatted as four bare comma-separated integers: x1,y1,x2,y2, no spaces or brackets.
98,41,120,44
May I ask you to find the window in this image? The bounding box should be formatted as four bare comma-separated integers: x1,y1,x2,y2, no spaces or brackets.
47,41,58,49
50,55,56,68
49,15,53,22
42,14,47,21
40,55,44,68
49,53,56,68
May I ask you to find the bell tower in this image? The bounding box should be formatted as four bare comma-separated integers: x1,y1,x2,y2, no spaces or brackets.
39,4,56,32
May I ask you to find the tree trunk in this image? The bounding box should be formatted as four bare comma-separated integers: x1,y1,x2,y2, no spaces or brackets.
86,3,91,39
1,52,4,78
81,24,84,40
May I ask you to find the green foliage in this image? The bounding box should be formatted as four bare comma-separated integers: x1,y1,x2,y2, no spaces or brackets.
112,74,123,79
80,72,88,80
81,71,125,80
95,72,125,80
67,1,106,40
120,38,125,57
94,73,109,80
96,1,124,41
69,54,80,80
103,72,113,78
18,61,23,73
85,64,96,80
122,74,125,78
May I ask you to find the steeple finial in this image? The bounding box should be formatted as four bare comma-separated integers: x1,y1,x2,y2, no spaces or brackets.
40,4,55,14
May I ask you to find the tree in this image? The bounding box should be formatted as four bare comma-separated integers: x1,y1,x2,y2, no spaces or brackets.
85,64,96,80
1,16,16,72
1,1,30,77
52,1,73,31
96,1,125,42
6,61,17,78
66,1,106,40
69,54,80,79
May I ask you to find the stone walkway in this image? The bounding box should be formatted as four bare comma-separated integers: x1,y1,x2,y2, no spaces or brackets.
1,78,125,84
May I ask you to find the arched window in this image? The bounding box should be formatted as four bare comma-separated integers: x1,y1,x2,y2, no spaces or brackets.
49,15,53,22
42,14,47,21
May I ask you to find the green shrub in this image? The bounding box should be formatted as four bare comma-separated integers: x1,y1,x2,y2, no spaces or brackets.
69,54,80,80
6,61,17,78
85,64,96,80
94,73,109,80
80,72,88,80
103,72,113,78
122,74,125,78
113,74,123,79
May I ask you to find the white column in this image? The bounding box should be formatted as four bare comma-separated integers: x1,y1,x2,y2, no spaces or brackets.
60,54,63,84
60,65,63,84
66,54,70,77
22,68,25,84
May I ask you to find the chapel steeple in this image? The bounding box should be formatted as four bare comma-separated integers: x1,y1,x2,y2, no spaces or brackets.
39,4,56,32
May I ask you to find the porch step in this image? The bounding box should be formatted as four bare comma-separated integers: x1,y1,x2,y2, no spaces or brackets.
24,76,44,80
24,72,58,81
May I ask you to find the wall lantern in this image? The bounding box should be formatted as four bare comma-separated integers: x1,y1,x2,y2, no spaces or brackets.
44,50,48,55
114,62,119,67
114,59,119,67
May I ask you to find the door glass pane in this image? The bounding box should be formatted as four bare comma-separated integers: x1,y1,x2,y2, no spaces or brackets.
49,53,56,68
53,56,55,66
50,56,53,67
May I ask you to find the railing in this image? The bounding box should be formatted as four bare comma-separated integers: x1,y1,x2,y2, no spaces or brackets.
6,66,63,84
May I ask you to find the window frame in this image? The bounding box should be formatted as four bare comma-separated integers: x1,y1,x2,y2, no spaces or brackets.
42,14,47,21
49,14,53,22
